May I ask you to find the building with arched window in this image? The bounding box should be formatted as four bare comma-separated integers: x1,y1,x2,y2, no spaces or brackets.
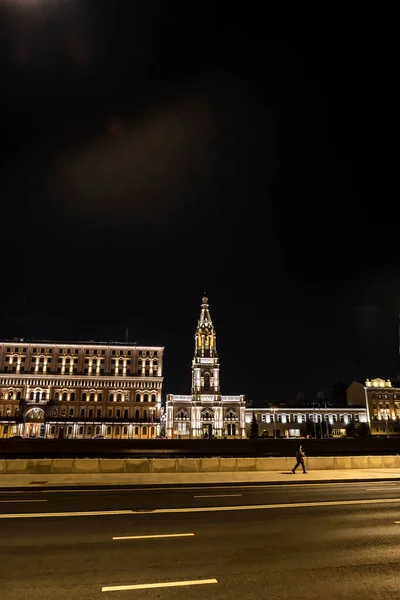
166,297,246,438
0,340,164,439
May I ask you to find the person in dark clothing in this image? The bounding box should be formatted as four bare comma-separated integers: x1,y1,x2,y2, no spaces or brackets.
292,444,307,473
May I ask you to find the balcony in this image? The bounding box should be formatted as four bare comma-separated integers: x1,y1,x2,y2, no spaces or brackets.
45,416,161,424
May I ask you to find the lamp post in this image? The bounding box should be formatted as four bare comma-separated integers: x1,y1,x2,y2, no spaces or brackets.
321,401,329,438
312,403,317,438
270,406,277,438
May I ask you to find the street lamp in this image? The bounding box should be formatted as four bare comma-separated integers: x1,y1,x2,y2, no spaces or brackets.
312,403,317,438
321,401,330,438
270,406,277,438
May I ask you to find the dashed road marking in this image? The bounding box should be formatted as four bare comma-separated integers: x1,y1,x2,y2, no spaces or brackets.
102,578,218,592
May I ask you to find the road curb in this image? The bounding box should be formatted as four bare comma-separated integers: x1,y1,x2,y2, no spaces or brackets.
1,477,400,492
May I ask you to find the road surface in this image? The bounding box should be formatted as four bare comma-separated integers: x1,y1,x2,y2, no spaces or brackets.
1,481,400,599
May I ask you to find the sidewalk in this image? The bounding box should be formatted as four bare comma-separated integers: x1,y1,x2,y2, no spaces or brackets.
1,468,400,490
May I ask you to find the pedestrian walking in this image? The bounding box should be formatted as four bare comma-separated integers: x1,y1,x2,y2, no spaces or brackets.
292,444,307,473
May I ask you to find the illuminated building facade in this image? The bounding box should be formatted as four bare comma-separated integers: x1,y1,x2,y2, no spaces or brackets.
347,377,400,435
166,297,246,438
245,405,368,438
0,340,164,439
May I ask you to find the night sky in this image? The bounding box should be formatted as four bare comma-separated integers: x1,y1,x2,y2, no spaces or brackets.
1,2,394,405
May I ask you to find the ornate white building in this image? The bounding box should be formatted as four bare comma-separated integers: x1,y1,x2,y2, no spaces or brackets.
0,339,164,439
166,296,246,438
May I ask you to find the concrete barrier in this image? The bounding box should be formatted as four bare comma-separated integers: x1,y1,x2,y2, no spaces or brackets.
382,455,400,468
98,459,125,473
200,458,220,472
125,459,151,473
307,456,335,470
256,457,288,471
5,460,32,474
151,459,177,473
351,456,370,469
236,458,257,472
334,457,352,469
52,459,74,474
176,458,201,472
73,459,99,473
0,456,398,475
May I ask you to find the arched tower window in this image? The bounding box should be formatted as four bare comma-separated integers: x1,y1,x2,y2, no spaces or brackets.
204,372,210,389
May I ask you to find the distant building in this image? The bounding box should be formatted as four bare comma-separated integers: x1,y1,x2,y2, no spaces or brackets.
166,296,246,438
347,377,400,435
0,339,164,439
245,404,368,438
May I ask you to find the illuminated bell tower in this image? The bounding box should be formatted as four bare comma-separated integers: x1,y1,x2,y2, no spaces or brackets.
191,296,220,399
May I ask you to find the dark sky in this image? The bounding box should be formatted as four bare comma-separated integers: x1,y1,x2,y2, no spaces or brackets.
1,2,395,404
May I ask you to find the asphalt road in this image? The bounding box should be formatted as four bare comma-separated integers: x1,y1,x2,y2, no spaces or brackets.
1,482,400,599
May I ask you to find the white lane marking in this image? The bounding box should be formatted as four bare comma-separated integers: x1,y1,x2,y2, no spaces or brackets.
3,497,400,518
0,499,47,503
102,578,218,592
194,494,242,498
366,488,400,491
113,533,195,540
4,480,400,494
0,510,134,519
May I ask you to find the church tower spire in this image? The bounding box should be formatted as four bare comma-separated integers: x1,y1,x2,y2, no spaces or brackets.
192,296,220,396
